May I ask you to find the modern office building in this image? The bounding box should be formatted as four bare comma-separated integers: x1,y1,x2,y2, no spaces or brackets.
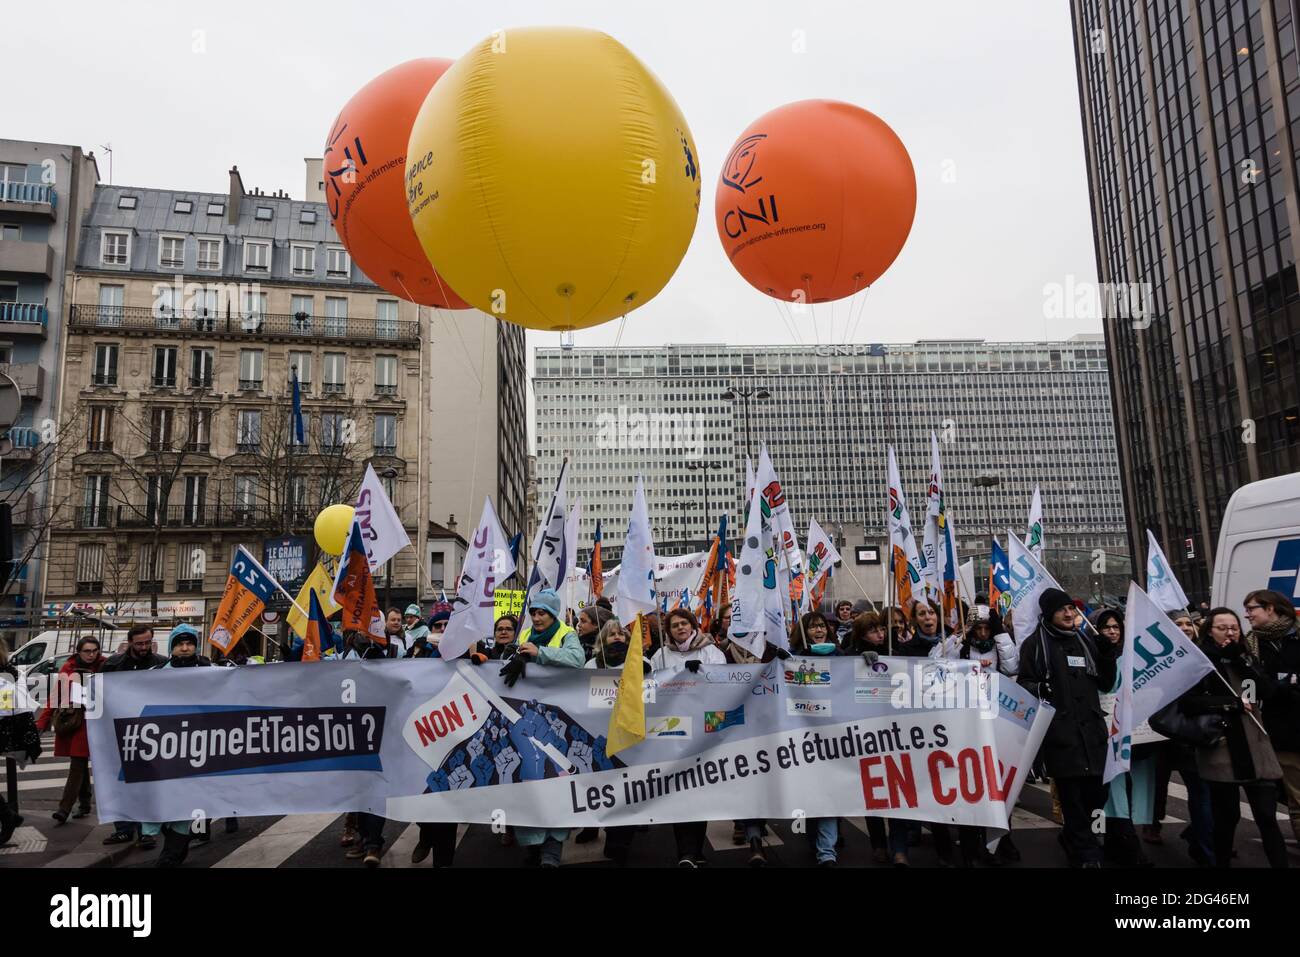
533,338,1128,600
41,163,526,641
1072,0,1300,599
0,140,100,623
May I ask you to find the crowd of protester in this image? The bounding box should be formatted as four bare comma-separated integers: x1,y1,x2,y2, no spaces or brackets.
5,582,1296,870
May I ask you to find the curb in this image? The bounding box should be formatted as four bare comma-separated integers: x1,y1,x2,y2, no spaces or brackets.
43,824,147,869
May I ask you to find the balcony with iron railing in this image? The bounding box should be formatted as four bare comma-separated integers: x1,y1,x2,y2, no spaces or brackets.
70,304,419,346
114,503,312,529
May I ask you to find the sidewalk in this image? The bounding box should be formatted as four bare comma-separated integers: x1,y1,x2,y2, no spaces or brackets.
43,823,147,869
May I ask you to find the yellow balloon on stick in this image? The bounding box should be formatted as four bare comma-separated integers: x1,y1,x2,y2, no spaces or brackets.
314,504,356,555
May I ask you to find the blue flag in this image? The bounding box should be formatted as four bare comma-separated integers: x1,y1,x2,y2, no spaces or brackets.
291,369,305,444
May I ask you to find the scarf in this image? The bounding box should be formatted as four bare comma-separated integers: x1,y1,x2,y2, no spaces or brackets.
671,629,711,653
1246,618,1296,658
531,619,561,646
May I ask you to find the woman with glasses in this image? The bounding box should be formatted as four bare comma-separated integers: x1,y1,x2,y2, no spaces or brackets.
35,636,104,825
1162,608,1289,868
1242,589,1300,845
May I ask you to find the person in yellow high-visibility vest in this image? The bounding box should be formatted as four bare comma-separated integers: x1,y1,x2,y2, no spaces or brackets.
510,588,584,867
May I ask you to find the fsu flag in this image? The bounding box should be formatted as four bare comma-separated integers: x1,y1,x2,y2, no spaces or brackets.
210,545,278,655
332,520,386,643
302,588,335,663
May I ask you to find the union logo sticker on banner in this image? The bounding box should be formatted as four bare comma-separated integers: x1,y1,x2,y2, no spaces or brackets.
787,697,832,717
646,715,692,738
588,675,657,710
403,672,492,771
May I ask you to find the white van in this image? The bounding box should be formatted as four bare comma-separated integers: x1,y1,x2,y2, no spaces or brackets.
1210,471,1300,613
8,628,132,708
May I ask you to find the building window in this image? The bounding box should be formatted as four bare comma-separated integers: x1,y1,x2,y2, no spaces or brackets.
82,475,110,528
322,412,347,450
233,476,259,524
76,543,106,593
92,343,118,386
244,240,271,272
237,409,262,452
184,475,207,523
374,413,396,454
0,224,20,241
239,349,263,391
149,407,174,451
206,201,224,216
117,196,137,210
138,543,165,591
323,353,347,394
375,355,398,395
100,231,130,266
300,209,317,225
178,543,206,590
88,405,114,452
376,299,399,339
290,294,313,332
159,235,185,269
173,199,193,214
190,347,214,388
196,237,222,270
324,297,348,336
255,205,274,221
187,408,211,452
289,350,312,393
152,346,178,389
291,244,315,276
326,246,349,277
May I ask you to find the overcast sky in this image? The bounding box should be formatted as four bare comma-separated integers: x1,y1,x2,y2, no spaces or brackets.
5,0,1101,351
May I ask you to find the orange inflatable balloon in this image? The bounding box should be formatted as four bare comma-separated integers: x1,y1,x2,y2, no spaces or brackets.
715,100,916,303
325,59,469,308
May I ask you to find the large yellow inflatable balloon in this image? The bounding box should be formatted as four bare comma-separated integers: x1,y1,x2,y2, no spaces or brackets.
406,27,701,331
314,504,356,556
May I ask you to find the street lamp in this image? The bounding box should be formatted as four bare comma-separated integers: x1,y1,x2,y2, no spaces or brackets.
972,474,1000,595
721,386,771,462
685,460,723,545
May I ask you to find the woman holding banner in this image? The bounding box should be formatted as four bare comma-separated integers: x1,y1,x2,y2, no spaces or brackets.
511,589,585,867
34,636,101,826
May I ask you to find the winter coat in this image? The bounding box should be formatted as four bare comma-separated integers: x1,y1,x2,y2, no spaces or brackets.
930,631,1019,676
34,654,105,758
650,640,726,672
1179,640,1283,784
893,630,941,658
1251,623,1300,753
102,648,166,672
1017,622,1118,778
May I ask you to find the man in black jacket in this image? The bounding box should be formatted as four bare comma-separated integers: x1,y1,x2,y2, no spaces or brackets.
100,624,167,847
1018,588,1118,867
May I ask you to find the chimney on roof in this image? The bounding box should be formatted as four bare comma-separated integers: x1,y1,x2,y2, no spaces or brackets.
304,158,324,203
228,166,244,226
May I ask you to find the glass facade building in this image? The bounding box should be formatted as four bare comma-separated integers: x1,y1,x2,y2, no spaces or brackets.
1072,0,1300,599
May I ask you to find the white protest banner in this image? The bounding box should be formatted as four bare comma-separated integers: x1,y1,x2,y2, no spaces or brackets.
354,463,410,572
1145,530,1191,613
88,657,1043,834
618,478,656,623
439,496,516,661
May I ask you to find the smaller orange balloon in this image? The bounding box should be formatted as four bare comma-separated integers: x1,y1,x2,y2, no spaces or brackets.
715,100,916,303
325,59,468,308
